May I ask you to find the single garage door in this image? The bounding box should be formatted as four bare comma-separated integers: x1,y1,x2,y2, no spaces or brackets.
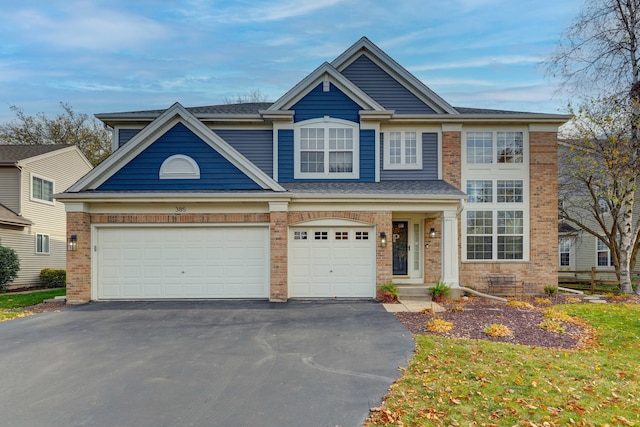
97,226,269,299
289,226,375,298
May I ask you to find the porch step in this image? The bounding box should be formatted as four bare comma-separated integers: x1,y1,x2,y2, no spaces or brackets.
396,284,431,300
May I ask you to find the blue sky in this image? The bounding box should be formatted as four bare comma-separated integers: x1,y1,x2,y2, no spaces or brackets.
0,0,582,123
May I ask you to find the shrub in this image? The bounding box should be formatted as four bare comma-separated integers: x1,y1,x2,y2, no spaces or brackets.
534,297,552,306
39,269,66,288
544,286,558,297
0,246,20,290
538,319,566,334
376,283,399,303
426,318,453,333
484,323,512,337
507,300,534,309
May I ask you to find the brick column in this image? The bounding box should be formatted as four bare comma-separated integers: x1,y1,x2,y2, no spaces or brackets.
529,131,559,289
66,211,91,304
269,203,288,301
442,128,462,189
375,211,393,285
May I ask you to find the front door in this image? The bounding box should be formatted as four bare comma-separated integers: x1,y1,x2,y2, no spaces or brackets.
392,221,408,275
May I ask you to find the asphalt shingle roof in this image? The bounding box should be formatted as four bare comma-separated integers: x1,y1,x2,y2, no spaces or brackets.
282,180,466,196
0,145,73,164
0,203,31,227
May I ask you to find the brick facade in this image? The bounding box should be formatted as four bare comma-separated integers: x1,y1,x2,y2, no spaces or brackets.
457,131,559,292
65,209,395,302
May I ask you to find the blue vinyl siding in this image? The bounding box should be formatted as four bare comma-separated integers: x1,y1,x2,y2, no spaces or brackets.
341,55,437,114
118,128,143,147
277,129,294,181
359,129,375,182
292,83,361,123
277,128,374,182
380,132,439,180
213,129,273,177
98,122,262,191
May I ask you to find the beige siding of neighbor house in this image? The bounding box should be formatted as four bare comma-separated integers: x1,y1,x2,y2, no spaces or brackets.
560,223,640,284
0,167,21,213
2,148,92,287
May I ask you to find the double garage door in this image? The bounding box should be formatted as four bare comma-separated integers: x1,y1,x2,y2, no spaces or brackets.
96,225,375,300
97,226,269,299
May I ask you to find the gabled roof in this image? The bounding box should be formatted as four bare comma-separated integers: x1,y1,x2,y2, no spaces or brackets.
0,203,32,227
67,103,285,193
0,144,75,165
267,62,389,113
331,37,458,115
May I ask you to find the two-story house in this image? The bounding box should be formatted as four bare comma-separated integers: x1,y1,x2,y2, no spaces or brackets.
0,145,93,288
57,37,569,303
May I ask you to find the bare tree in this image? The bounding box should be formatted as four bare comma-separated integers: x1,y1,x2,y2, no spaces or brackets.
0,103,112,166
560,97,640,294
223,90,270,105
549,0,640,294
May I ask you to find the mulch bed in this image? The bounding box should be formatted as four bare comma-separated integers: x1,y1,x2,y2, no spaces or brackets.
394,294,640,350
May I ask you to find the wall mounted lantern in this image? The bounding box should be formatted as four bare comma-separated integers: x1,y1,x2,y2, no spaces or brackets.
429,227,437,239
67,234,77,252
379,231,387,248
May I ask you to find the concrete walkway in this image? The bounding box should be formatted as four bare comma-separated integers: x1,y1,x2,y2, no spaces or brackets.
383,299,446,313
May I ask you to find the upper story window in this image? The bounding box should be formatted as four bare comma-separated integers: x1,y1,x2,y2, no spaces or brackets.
31,174,54,204
294,117,360,179
383,131,422,170
466,131,524,164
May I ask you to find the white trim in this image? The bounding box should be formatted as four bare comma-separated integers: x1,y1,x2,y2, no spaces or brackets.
268,63,387,112
293,117,360,180
159,154,201,180
69,103,285,192
529,124,561,132
29,172,55,206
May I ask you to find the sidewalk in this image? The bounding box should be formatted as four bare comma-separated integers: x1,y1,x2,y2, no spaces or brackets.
383,299,446,313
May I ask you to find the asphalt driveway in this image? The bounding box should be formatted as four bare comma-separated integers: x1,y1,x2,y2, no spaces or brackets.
0,300,414,427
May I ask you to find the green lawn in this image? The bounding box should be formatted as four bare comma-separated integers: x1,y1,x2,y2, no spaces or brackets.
0,288,66,321
366,303,640,426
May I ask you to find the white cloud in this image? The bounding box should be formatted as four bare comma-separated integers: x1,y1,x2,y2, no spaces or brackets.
12,3,170,51
411,55,543,71
182,0,347,24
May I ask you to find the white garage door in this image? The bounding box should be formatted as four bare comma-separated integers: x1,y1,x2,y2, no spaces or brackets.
289,227,375,298
97,226,269,299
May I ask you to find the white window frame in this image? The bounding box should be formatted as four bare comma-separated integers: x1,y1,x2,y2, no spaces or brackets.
383,130,423,170
465,131,524,164
461,128,529,262
293,117,360,179
596,238,614,267
30,173,55,205
35,233,50,255
559,237,573,268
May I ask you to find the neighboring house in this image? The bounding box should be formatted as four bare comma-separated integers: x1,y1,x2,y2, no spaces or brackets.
57,37,569,304
0,145,93,288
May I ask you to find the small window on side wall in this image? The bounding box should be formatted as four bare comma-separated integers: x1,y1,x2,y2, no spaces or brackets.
159,155,201,180
31,174,54,204
36,233,50,254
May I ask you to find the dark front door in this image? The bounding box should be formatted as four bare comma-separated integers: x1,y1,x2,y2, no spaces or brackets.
392,221,408,275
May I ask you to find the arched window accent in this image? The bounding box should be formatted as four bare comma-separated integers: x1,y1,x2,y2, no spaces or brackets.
159,154,201,180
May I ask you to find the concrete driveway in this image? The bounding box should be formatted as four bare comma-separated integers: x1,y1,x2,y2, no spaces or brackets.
0,300,414,427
